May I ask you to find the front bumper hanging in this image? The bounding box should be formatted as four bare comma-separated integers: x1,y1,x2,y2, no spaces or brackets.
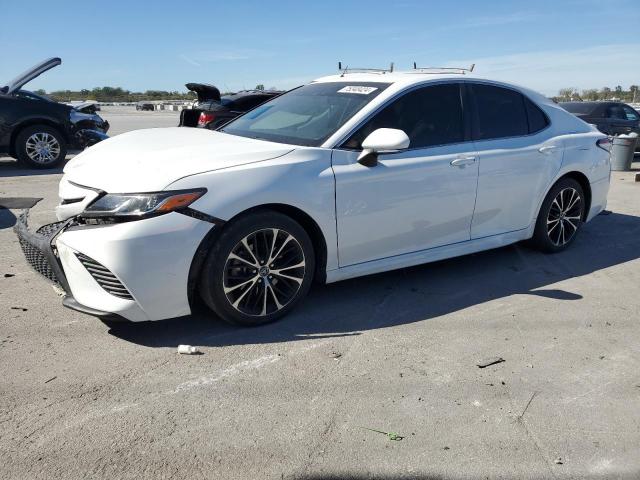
13,211,118,319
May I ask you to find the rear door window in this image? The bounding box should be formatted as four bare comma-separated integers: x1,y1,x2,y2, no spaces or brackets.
343,83,465,150
471,84,529,140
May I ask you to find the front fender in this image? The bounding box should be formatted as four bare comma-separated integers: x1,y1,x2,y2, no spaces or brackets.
166,148,339,271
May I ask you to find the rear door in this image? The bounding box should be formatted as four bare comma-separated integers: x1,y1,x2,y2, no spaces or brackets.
469,83,562,239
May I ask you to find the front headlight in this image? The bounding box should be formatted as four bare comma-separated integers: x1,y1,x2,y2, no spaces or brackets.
81,188,206,220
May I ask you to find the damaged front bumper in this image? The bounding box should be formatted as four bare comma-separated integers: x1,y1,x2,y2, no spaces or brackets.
14,209,213,322
73,128,110,149
13,212,122,320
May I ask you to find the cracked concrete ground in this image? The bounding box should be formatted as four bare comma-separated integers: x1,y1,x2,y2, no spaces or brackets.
1,107,639,479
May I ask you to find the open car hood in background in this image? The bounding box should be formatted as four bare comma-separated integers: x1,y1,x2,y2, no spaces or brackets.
1,57,61,95
185,83,221,102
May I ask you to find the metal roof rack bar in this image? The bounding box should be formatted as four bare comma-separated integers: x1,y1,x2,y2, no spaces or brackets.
338,62,395,76
411,63,475,74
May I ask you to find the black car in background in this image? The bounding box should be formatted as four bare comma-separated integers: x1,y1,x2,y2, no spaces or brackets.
0,58,109,168
179,83,283,129
136,101,155,111
560,101,640,138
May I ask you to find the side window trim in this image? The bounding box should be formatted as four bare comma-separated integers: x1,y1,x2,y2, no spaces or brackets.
333,80,470,151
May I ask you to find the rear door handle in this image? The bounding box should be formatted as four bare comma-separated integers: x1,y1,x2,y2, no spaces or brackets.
450,156,477,167
538,145,559,155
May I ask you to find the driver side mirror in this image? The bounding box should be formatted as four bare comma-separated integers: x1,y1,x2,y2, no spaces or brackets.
357,128,410,167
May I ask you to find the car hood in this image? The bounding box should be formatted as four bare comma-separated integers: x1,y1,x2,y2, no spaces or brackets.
2,57,61,95
62,127,295,192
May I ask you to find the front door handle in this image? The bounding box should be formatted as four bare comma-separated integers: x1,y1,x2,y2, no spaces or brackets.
538,145,559,155
450,156,477,167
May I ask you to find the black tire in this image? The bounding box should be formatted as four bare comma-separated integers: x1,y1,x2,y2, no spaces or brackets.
199,211,315,326
15,124,67,169
530,178,585,253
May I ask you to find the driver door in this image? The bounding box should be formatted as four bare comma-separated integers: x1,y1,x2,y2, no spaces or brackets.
332,83,479,267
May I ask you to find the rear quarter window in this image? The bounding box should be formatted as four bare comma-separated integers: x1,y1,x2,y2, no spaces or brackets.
524,97,549,134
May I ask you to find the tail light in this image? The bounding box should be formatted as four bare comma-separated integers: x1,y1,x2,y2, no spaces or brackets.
596,138,611,152
198,112,216,127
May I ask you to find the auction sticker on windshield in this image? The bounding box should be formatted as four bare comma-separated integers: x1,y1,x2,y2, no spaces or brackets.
337,86,378,94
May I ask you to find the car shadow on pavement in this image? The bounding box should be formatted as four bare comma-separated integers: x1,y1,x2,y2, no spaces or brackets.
107,211,640,348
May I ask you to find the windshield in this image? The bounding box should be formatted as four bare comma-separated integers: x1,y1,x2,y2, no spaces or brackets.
221,82,390,146
560,102,598,115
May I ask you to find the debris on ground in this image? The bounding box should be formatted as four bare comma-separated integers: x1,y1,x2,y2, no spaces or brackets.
360,426,404,441
10,306,28,312
329,351,342,359
443,446,450,450
554,457,563,465
476,357,505,368
3,273,15,278
518,391,538,419
44,376,57,384
177,345,201,355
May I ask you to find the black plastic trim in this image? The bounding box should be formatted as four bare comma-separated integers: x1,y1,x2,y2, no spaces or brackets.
13,212,72,294
180,208,226,225
62,295,126,321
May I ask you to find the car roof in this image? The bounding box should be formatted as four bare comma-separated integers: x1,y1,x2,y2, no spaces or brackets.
311,71,554,107
312,71,468,87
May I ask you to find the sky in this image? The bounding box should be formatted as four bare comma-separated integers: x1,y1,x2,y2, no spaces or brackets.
1,0,639,96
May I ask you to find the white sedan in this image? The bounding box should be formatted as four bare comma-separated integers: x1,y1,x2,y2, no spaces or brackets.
16,71,611,325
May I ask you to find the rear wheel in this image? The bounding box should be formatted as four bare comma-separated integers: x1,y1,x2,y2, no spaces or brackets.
530,178,585,253
15,125,67,169
199,211,315,326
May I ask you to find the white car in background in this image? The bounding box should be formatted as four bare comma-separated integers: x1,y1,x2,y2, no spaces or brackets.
16,69,611,325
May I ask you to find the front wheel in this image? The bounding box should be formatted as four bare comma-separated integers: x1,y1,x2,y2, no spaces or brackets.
199,211,315,326
15,125,67,169
530,178,585,253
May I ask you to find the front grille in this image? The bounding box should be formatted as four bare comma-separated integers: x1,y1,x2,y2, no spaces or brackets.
16,218,67,285
75,253,133,300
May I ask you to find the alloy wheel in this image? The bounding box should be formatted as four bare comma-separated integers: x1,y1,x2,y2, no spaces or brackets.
547,187,582,246
25,132,60,164
223,228,306,316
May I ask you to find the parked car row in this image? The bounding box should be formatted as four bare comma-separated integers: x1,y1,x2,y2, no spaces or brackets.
15,69,610,326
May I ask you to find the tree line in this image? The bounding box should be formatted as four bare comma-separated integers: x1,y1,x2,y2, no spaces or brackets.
35,84,271,102
553,85,639,103
35,87,197,103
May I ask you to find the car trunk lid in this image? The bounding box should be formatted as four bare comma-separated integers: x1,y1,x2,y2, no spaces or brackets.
185,83,221,102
